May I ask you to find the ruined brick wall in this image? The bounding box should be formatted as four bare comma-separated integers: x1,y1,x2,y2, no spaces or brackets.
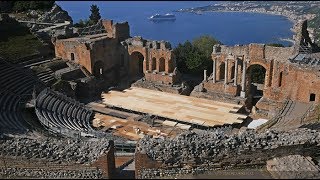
124,37,180,85
102,20,115,38
208,43,320,106
271,65,320,103
101,20,130,41
54,19,180,85
90,37,121,72
203,82,240,96
144,72,177,85
113,22,130,42
92,141,116,179
135,151,162,179
54,40,92,72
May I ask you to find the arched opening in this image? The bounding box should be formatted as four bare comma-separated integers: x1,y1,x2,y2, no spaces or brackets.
310,93,316,102
71,53,75,61
152,57,156,70
129,51,144,79
219,62,225,81
93,61,104,79
231,65,235,82
159,57,165,72
247,64,266,106
279,72,283,87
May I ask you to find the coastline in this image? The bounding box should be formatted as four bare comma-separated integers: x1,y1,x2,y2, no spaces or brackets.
177,8,316,43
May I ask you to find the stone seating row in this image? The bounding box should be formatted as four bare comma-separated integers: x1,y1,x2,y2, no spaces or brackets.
35,88,94,133
0,89,30,133
0,59,43,96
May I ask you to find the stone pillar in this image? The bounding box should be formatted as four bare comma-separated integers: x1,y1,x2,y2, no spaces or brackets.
213,59,216,83
234,59,238,86
204,70,207,81
143,60,147,73
240,60,247,98
224,59,228,84
149,60,152,71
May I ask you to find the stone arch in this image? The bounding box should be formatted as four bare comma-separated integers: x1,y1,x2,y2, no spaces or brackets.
129,51,145,78
246,64,266,106
219,62,225,80
159,57,165,72
152,57,156,70
247,61,268,71
93,61,104,79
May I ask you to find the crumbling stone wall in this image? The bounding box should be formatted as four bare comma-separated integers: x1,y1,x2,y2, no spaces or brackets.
135,128,320,178
0,137,116,178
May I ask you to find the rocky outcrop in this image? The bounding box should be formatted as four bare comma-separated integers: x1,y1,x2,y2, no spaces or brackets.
38,4,73,24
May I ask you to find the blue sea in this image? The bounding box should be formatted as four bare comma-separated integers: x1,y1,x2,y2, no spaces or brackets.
56,1,294,47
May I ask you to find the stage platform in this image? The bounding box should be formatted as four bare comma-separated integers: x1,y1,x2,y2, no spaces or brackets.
101,87,247,127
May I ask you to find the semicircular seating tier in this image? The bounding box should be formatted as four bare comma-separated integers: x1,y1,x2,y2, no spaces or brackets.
35,88,95,134
0,58,45,134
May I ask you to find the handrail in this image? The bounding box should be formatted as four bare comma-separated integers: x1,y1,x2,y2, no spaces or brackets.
300,102,316,124
256,98,291,131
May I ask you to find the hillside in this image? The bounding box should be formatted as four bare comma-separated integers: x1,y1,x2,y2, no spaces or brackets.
0,14,44,63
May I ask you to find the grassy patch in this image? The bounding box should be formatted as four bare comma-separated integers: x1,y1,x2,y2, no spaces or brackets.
0,18,43,63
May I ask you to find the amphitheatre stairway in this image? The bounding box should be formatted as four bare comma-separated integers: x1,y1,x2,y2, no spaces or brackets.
0,58,45,134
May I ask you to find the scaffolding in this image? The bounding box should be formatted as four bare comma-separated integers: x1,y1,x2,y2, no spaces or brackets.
78,21,107,37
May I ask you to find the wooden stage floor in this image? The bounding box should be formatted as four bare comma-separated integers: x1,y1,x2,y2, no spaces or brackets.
101,87,247,127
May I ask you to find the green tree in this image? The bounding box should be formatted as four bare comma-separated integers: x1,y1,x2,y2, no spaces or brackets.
192,35,221,58
173,35,221,76
89,4,101,24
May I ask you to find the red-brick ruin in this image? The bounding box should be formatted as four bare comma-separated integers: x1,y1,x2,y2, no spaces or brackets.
54,19,320,115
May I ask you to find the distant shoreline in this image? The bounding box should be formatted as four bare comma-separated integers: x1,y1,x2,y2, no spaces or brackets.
175,8,315,44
